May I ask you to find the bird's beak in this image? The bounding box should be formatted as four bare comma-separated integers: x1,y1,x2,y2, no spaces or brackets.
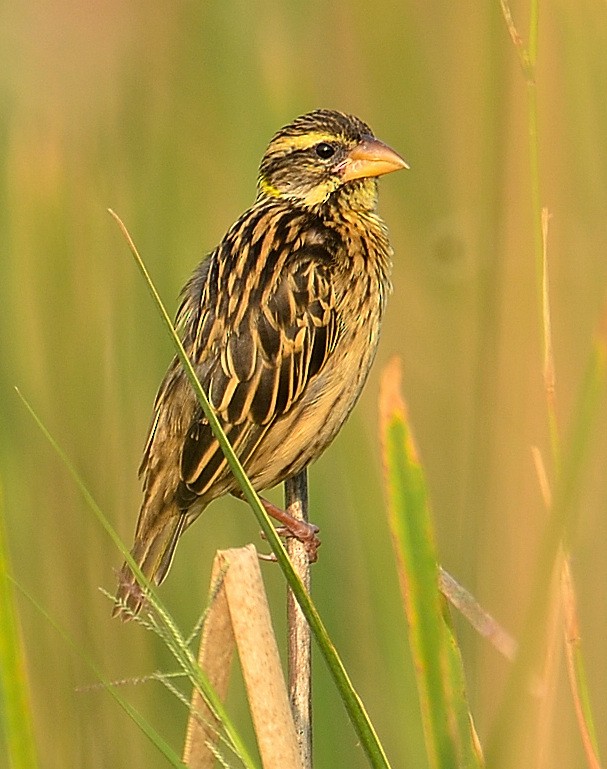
340,135,409,182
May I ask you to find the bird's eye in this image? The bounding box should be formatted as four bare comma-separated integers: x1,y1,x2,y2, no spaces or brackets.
315,142,336,160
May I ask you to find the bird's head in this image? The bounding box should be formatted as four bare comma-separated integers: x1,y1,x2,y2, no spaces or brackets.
257,109,408,211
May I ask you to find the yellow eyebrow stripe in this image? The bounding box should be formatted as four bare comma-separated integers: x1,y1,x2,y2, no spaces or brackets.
270,132,339,153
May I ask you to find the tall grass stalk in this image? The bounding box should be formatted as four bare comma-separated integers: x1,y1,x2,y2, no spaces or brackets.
488,2,606,765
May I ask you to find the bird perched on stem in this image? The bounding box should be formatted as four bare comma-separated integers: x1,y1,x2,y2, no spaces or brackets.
114,109,407,618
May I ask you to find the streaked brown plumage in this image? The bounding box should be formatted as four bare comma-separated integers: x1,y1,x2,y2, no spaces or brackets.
114,109,407,617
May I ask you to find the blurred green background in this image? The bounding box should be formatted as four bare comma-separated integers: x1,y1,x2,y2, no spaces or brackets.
1,1,607,767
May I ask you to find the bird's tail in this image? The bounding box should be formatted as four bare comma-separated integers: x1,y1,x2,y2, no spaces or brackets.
113,508,186,620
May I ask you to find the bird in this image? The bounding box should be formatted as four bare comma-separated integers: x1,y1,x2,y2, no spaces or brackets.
114,109,407,618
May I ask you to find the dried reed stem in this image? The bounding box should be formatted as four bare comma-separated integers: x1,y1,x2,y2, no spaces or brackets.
285,470,313,769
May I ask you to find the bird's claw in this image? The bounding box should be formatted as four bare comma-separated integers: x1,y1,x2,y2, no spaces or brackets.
258,520,321,563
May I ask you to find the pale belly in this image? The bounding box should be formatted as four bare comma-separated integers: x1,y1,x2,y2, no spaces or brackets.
242,315,382,492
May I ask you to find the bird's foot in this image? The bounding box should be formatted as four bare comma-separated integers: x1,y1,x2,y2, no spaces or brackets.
258,498,320,563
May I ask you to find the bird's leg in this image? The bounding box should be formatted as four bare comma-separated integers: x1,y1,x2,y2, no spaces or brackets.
259,497,320,563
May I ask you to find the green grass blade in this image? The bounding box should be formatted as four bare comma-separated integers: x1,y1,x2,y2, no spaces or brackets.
12,579,188,768
110,209,394,769
0,480,40,769
379,358,483,769
15,391,258,769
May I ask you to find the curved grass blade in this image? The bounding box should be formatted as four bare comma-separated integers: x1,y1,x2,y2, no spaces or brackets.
15,391,258,769
109,209,394,769
12,579,187,768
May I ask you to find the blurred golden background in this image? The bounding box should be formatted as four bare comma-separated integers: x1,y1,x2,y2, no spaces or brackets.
1,1,606,767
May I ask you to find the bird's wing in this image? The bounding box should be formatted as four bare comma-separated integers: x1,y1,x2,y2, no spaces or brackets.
177,222,340,501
